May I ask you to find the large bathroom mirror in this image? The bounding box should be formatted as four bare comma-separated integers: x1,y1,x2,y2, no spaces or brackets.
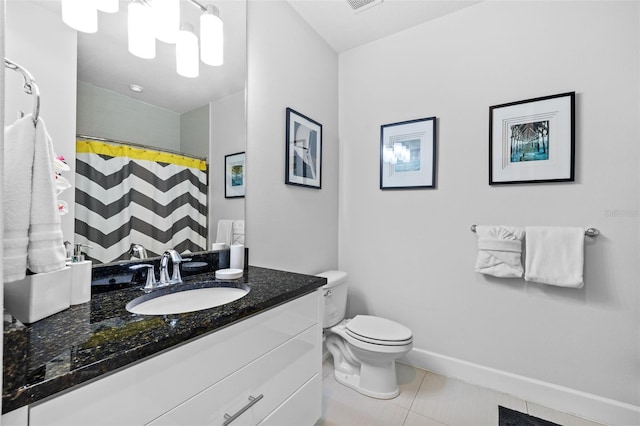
39,0,247,263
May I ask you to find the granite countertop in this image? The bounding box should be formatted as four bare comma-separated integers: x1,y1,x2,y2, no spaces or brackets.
2,263,326,414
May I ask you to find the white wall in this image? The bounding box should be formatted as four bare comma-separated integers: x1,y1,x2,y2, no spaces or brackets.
210,90,246,244
5,0,77,245
77,81,181,152
180,103,209,159
246,1,339,274
339,1,639,423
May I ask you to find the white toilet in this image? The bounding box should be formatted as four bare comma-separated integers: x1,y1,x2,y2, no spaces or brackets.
318,270,413,399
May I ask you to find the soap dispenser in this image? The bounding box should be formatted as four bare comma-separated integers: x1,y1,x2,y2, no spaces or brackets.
68,243,92,304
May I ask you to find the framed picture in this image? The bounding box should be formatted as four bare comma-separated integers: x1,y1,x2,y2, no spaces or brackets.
225,152,245,198
285,108,322,189
380,116,436,190
489,92,575,185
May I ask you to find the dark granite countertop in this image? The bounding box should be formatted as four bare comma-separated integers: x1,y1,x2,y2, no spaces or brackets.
2,261,326,414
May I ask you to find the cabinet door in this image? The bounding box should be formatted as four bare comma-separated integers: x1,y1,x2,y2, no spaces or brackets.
147,325,319,426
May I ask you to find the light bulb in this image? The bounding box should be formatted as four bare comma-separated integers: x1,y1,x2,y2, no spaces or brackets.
61,0,98,33
128,1,156,59
200,5,224,66
153,0,180,44
176,23,199,78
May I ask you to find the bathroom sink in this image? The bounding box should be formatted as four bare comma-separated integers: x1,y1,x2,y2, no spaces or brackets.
126,281,250,315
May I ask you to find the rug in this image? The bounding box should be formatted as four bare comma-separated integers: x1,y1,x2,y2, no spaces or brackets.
498,406,561,426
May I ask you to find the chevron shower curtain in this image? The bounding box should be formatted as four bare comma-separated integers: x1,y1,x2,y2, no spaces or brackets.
75,139,208,263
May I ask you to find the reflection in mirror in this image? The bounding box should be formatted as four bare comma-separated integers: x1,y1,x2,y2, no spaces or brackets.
71,0,247,263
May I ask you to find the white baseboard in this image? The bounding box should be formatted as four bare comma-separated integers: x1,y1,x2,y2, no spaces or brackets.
401,348,640,426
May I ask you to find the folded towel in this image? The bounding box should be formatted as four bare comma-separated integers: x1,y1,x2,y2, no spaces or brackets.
474,225,525,278
27,117,66,274
524,226,584,288
232,219,245,245
3,115,36,282
216,219,234,245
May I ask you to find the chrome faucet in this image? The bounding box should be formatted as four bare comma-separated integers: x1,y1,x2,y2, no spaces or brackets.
129,243,148,260
159,249,185,286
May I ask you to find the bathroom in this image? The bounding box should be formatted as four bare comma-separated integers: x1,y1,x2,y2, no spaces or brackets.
2,1,639,425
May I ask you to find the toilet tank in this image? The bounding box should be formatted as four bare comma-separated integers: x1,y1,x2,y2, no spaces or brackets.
317,270,348,328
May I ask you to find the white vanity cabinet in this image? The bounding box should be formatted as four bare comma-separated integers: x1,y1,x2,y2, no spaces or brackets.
25,290,322,426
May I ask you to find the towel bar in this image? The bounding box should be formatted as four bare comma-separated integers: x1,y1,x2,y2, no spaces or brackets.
470,225,599,237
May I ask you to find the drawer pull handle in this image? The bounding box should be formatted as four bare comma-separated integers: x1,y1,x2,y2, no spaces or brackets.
222,394,264,425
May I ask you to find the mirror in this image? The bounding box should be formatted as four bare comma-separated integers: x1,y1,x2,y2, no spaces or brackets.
74,0,247,262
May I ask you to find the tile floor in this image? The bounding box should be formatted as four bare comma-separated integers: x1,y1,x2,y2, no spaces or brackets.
316,359,606,426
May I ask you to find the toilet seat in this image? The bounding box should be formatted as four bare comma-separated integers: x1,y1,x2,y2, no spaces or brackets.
346,315,413,346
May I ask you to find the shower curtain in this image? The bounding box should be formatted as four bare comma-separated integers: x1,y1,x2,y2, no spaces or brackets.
75,139,208,263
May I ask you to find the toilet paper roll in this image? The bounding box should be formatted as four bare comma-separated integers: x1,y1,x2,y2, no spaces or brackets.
230,244,244,270
211,243,227,251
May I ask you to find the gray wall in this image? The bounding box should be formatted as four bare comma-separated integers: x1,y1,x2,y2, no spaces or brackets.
246,0,339,274
210,91,246,244
181,104,210,159
339,0,639,421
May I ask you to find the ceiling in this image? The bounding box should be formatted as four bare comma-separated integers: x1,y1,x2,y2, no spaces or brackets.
286,0,481,53
31,0,479,113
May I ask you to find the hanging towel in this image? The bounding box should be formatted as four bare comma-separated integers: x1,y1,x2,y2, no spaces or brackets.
3,115,36,282
216,219,234,245
232,219,245,245
27,117,66,274
524,226,584,288
474,225,525,278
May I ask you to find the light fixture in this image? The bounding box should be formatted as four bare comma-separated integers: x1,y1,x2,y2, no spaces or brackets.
61,0,98,33
96,0,119,13
129,84,144,93
200,5,224,66
153,0,180,44
128,1,156,59
176,23,199,78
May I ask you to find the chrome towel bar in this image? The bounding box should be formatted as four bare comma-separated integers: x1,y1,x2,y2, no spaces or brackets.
470,225,599,237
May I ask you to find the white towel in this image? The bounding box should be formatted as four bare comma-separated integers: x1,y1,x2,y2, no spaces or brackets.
232,219,245,245
474,225,525,278
27,117,66,274
216,219,234,245
524,226,584,288
3,115,36,282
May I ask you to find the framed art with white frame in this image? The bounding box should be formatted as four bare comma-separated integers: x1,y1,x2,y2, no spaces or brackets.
285,107,322,189
489,92,575,185
380,116,437,190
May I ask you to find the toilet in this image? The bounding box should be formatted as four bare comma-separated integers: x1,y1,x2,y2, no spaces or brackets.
318,270,413,399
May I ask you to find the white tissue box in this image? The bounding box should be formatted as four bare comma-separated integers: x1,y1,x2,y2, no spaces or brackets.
4,267,71,324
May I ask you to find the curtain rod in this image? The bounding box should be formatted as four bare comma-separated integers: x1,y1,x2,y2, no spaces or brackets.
76,134,208,163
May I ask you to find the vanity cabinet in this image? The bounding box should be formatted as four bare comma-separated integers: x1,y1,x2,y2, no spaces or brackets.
25,290,322,426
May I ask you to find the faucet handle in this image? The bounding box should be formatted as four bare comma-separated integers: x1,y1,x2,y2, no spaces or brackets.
130,264,156,292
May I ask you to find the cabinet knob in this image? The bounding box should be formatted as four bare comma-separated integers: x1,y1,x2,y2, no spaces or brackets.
222,394,264,425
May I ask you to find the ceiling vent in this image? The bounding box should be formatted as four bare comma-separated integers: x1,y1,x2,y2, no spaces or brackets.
346,0,383,14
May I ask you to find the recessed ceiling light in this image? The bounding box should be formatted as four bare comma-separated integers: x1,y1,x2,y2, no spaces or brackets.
129,84,144,93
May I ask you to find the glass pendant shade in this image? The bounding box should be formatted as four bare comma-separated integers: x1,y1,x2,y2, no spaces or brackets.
61,0,98,33
96,0,119,13
176,23,199,78
200,5,224,66
128,1,156,59
153,0,180,44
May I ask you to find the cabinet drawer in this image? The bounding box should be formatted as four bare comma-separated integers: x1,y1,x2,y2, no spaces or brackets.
259,374,321,426
147,325,319,426
29,291,320,426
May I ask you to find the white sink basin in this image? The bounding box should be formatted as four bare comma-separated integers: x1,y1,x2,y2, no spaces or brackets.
126,282,249,315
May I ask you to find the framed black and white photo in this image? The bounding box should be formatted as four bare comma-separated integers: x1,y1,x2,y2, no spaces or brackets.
285,108,322,189
380,117,436,190
225,152,245,198
489,92,575,185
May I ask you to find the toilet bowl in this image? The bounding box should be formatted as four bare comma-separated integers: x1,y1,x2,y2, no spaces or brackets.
318,271,413,399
